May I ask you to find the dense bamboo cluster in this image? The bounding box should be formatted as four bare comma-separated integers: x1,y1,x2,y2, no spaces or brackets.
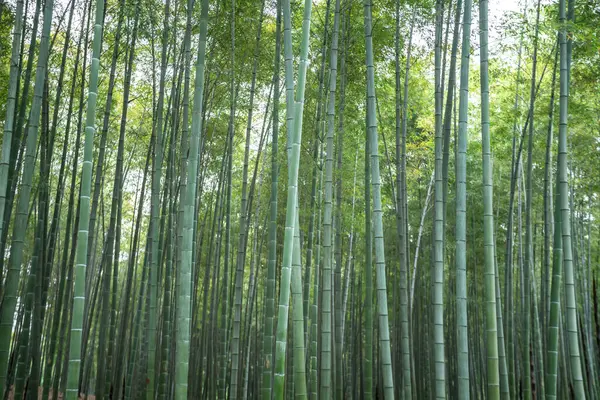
0,0,598,398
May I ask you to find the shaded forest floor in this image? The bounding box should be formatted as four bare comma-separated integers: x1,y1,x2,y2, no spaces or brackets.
5,386,95,400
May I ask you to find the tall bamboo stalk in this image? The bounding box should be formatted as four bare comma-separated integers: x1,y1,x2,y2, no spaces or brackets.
364,0,394,397
479,1,500,398
432,0,446,397
456,0,472,396
320,0,341,395
273,0,312,396
557,0,586,397
175,0,208,397
0,0,54,392
262,0,281,397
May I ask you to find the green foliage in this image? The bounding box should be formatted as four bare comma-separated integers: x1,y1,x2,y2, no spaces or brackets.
0,5,13,118
0,0,598,397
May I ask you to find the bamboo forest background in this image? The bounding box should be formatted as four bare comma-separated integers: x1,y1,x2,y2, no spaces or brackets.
0,0,598,398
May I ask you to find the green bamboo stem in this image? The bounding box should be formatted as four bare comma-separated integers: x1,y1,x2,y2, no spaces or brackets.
273,0,313,396
175,0,208,397
479,1,500,398
261,0,281,397
557,0,586,397
0,0,54,392
364,0,394,397
432,0,446,397
456,0,472,396
320,0,341,396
